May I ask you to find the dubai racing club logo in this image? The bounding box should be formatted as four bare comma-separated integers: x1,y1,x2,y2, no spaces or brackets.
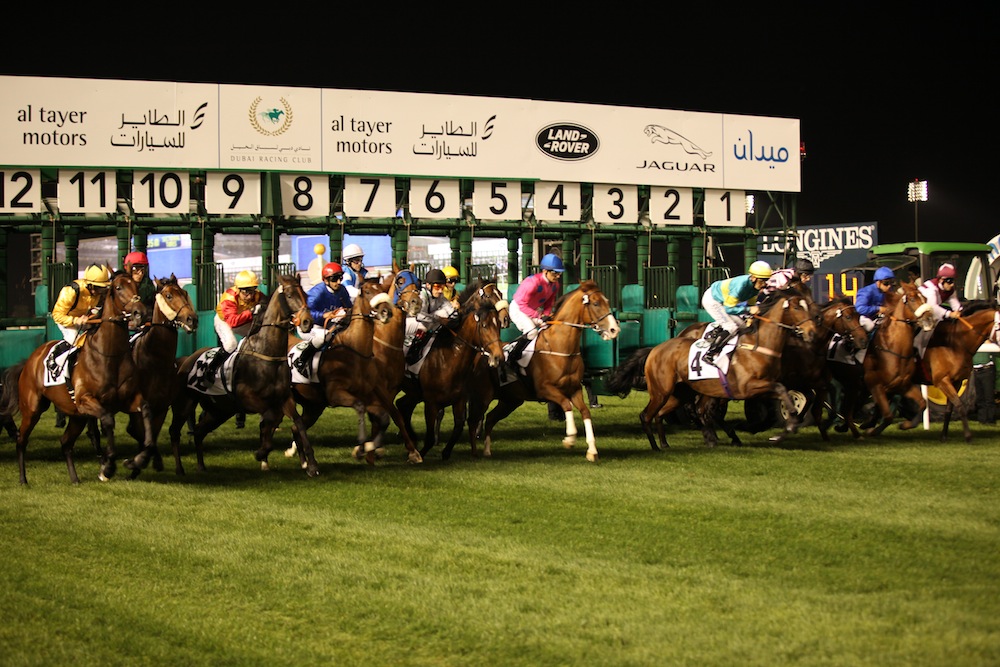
249,96,293,136
536,123,600,161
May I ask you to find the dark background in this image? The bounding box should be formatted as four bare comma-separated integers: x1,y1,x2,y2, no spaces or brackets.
3,8,995,244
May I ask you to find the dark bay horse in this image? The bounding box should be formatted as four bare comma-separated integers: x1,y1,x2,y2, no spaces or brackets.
122,275,199,476
168,274,321,476
0,271,146,484
609,291,815,449
857,282,934,436
469,280,621,462
290,277,424,465
916,301,1000,441
395,286,507,459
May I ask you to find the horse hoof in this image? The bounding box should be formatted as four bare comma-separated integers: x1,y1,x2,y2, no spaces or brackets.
351,446,364,461
363,441,376,453
374,447,386,459
365,452,376,466
123,458,138,470
284,441,298,458
98,473,109,482
152,459,164,473
260,462,269,472
586,451,598,462
407,451,423,464
307,467,320,478
562,437,576,448
769,433,786,443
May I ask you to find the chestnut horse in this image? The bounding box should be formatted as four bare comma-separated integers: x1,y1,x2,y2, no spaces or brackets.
168,274,321,476
290,277,424,465
0,271,146,484
122,275,199,477
469,280,621,462
916,301,1000,441
856,282,935,436
395,285,508,458
610,291,816,449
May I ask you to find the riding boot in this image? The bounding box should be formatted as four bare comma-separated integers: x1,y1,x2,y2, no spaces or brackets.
294,344,319,377
702,329,733,364
202,349,230,387
507,335,531,365
405,330,429,365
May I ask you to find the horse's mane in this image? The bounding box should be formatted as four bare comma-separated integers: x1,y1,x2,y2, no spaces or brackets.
757,287,799,317
961,300,993,316
155,274,180,290
552,280,597,315
825,296,854,307
457,278,486,304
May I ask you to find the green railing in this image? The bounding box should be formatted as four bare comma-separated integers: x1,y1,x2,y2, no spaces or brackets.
195,262,224,310
47,262,76,309
587,264,621,310
267,262,298,291
643,265,677,309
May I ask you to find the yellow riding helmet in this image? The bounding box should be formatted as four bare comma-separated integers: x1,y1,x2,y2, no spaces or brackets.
442,266,459,280
234,270,259,289
748,261,773,280
83,264,111,287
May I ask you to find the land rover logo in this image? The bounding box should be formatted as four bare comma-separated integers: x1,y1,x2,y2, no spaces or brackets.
536,123,599,161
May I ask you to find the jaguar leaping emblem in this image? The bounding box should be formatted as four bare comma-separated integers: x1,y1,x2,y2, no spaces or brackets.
643,124,712,159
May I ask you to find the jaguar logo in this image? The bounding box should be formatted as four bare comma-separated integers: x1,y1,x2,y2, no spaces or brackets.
535,123,599,161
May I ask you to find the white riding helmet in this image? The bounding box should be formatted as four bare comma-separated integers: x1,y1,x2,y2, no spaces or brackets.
343,243,364,261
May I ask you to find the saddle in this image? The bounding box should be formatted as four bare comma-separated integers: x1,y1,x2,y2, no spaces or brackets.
43,341,78,391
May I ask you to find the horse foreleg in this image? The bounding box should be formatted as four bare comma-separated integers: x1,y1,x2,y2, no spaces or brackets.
420,402,441,458
254,408,282,472
768,383,799,443
96,411,118,482
56,416,86,485
865,382,895,437
898,384,927,432
441,400,467,461
934,378,972,442
482,397,522,458
281,397,319,477
125,401,159,478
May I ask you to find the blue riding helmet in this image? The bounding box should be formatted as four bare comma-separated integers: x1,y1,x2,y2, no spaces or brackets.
540,254,565,273
873,267,895,282
393,270,420,305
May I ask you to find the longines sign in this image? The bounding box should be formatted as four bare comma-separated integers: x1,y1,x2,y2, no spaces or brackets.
0,75,800,193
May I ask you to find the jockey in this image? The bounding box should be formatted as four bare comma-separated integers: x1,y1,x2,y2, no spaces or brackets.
295,262,353,372
855,266,896,332
915,263,963,356
762,258,814,296
442,265,461,306
123,250,156,314
701,260,772,364
51,264,112,346
202,270,265,386
507,253,564,363
918,262,962,322
341,243,367,299
404,268,457,364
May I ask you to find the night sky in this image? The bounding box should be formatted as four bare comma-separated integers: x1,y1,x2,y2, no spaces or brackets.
4,9,994,245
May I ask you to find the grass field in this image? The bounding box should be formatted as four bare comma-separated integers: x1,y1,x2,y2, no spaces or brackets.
1,394,999,666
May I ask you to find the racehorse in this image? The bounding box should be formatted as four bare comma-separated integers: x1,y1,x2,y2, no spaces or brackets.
0,271,146,484
916,301,1000,441
608,290,815,450
855,281,934,437
290,276,424,465
468,280,621,462
168,274,321,476
121,275,199,477
395,284,507,458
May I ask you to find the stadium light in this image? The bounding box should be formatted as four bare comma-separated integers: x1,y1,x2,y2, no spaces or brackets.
907,179,928,240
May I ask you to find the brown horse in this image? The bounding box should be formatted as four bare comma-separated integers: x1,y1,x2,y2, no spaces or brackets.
395,286,507,459
0,271,146,484
469,280,621,462
916,301,1000,441
122,275,199,477
168,274,321,476
857,282,935,436
290,276,424,465
609,291,816,449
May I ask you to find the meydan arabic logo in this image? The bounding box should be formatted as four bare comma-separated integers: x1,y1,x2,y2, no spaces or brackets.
249,96,293,136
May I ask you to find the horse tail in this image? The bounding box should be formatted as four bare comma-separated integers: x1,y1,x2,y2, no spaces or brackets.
606,347,653,398
0,361,26,419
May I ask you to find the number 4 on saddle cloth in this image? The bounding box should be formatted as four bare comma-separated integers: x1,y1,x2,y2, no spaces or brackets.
688,324,739,380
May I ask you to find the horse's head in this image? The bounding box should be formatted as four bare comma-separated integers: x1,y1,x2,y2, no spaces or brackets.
823,298,867,351
154,274,198,334
577,280,620,341
460,300,507,369
893,283,935,331
274,274,313,333
396,282,423,318
458,279,510,329
760,291,816,344
362,279,393,324
107,270,146,330
392,270,421,305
